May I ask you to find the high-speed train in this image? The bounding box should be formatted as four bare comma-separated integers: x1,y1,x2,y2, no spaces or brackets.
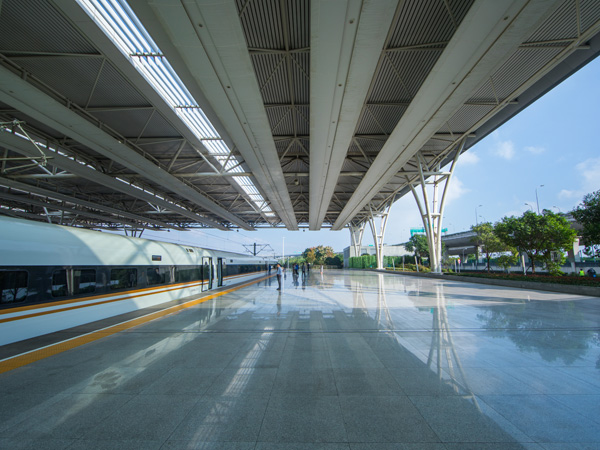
0,216,275,345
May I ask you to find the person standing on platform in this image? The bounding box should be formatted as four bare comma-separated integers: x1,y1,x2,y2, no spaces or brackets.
276,263,283,290
301,262,306,278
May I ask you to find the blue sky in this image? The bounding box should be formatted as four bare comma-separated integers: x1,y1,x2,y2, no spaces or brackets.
143,56,600,258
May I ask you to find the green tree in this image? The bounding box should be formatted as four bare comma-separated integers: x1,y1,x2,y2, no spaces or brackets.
571,190,600,257
404,234,429,266
471,222,511,272
302,245,335,265
325,254,343,267
495,210,576,274
496,251,519,273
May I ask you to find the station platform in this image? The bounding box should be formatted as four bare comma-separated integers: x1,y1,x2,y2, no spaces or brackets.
1,269,599,449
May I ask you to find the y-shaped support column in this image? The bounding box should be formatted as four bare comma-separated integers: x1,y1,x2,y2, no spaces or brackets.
410,139,465,273
349,222,366,259
369,203,391,270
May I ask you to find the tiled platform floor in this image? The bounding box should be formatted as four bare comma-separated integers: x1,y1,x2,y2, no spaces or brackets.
1,270,599,449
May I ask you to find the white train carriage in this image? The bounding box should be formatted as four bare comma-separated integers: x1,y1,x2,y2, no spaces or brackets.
0,216,274,345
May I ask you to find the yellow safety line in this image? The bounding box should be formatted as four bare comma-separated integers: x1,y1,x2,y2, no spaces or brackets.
0,274,274,374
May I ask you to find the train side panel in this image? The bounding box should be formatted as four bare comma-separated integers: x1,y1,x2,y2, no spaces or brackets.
0,217,274,345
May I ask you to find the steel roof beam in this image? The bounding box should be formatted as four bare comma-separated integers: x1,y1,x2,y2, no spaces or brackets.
0,63,251,230
333,0,562,230
309,0,397,230
0,191,144,228
0,176,177,230
0,130,227,230
125,0,298,230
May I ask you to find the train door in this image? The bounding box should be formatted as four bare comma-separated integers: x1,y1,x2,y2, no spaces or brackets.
217,258,224,287
202,257,212,291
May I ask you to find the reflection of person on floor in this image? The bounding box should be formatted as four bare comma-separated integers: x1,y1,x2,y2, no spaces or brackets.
277,292,282,316
276,263,283,290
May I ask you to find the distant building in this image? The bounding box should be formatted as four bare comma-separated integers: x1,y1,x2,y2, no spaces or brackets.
343,244,410,267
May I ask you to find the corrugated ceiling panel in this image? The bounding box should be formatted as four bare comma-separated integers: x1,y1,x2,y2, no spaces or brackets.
251,54,290,104
274,137,294,155
89,109,156,140
142,111,181,138
356,108,387,135
526,0,577,43
0,0,96,53
366,105,408,135
237,0,284,50
492,48,563,100
468,80,496,103
291,52,310,104
295,105,310,136
16,57,103,106
141,140,191,161
88,62,152,107
266,106,293,135
445,104,495,134
447,0,476,27
580,0,600,32
388,0,471,48
421,137,452,153
367,56,412,103
286,0,310,49
384,50,444,98
353,136,385,155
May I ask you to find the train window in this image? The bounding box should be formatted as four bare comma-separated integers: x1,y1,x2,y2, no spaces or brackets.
110,268,137,290
51,270,68,298
175,267,201,282
0,271,28,304
74,269,96,294
147,267,169,286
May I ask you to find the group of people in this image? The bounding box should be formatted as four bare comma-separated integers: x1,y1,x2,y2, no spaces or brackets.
274,262,310,290
579,268,597,277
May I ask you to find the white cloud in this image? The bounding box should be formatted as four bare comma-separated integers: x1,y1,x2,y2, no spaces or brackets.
459,151,479,165
576,157,600,192
494,140,515,160
525,146,545,155
558,189,580,200
445,176,469,204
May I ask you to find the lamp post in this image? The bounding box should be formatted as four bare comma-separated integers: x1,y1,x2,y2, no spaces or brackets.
475,204,483,225
525,203,534,211
535,185,544,214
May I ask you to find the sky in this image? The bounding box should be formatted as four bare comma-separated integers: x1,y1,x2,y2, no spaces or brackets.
140,56,600,258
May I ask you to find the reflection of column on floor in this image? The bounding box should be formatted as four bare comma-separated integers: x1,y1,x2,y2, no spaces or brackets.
375,273,394,330
351,278,368,318
427,284,480,411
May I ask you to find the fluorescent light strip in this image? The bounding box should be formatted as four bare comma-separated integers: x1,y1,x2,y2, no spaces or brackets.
76,0,274,217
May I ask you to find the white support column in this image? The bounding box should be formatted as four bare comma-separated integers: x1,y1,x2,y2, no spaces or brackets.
410,139,465,273
349,222,366,259
368,203,391,270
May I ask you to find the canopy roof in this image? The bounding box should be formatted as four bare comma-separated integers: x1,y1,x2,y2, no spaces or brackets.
1,0,599,232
